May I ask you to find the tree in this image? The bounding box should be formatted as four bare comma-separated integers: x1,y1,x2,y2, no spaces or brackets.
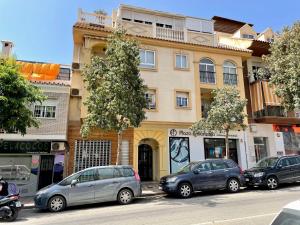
81,29,147,165
191,87,247,159
0,58,46,135
259,21,300,111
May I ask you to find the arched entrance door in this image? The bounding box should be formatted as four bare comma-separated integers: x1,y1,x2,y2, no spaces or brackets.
138,144,153,181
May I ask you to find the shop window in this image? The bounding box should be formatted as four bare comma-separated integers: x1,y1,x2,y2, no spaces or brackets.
254,137,268,162
74,140,111,172
139,49,155,69
204,138,238,164
175,54,188,69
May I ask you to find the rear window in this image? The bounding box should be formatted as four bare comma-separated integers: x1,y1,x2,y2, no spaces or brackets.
225,160,238,168
271,211,300,225
121,168,134,177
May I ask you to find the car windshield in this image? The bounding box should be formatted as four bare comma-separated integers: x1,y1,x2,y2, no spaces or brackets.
58,172,80,186
255,157,278,168
177,162,201,173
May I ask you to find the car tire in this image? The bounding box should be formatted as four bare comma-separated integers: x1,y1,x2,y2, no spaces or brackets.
177,183,193,198
48,196,66,212
266,176,278,190
227,178,240,193
117,189,133,205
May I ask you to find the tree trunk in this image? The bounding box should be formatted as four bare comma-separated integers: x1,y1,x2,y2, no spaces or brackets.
225,129,229,159
116,130,123,165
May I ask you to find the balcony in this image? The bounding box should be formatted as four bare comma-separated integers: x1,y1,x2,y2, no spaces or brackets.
155,27,186,42
78,9,113,27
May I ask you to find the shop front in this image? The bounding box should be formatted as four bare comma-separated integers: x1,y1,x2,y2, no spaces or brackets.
168,128,248,173
0,141,65,197
273,125,300,155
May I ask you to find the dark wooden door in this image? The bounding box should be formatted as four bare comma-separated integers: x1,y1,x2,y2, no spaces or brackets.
38,155,55,190
138,144,153,181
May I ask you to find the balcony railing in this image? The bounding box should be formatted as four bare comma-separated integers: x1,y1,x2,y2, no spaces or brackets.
78,9,112,27
156,27,186,42
224,73,237,85
254,106,286,118
200,71,216,84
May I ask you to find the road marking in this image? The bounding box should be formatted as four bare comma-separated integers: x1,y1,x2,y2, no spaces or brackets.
191,212,278,225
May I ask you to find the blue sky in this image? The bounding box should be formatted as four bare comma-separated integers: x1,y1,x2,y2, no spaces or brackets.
0,0,299,65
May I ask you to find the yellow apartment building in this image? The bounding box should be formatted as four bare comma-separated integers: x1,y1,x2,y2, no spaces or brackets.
69,5,252,180
212,16,300,168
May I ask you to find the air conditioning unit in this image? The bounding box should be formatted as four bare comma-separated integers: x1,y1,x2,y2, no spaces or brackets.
51,142,65,151
70,88,81,97
72,62,80,70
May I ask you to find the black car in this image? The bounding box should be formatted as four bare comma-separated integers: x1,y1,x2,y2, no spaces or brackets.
159,159,244,198
244,155,300,190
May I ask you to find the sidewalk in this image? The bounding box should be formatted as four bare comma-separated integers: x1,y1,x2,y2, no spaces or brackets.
21,181,164,209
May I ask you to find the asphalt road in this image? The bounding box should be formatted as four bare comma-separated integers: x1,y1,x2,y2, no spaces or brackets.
14,183,300,225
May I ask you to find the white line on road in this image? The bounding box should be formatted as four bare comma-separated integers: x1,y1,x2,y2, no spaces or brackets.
191,212,278,225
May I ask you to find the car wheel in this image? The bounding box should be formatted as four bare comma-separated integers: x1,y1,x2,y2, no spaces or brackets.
118,189,133,205
227,178,240,193
178,183,193,198
267,176,278,190
48,196,66,212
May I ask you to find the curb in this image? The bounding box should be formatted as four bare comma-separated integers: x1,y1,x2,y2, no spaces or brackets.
22,192,166,209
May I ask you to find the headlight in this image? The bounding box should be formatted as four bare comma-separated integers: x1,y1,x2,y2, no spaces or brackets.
166,177,177,183
254,172,265,177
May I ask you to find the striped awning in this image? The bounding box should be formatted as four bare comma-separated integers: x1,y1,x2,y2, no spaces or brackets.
250,81,264,112
261,81,281,106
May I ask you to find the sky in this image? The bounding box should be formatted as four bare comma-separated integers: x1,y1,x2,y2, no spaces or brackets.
0,0,299,65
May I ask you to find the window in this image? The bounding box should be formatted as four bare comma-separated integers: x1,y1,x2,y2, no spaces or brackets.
156,23,164,27
145,21,152,25
223,61,237,85
254,137,268,162
145,89,157,110
176,91,190,108
267,38,274,43
97,168,114,180
252,66,261,81
195,162,211,172
211,161,228,170
200,58,215,84
74,140,111,172
78,169,96,183
242,34,255,39
175,54,188,69
122,18,131,21
165,24,172,29
134,19,143,23
121,168,134,177
34,105,56,118
139,49,155,68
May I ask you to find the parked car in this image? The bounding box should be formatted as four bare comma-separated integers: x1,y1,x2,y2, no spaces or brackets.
270,200,300,225
244,155,300,190
34,165,141,212
159,159,244,198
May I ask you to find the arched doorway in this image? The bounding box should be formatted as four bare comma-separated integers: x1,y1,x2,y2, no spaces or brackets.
138,144,153,181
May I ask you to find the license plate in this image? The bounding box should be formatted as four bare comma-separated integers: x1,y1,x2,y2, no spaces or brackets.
245,178,249,182
15,201,22,207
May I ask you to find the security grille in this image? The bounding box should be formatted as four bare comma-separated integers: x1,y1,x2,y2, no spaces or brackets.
74,140,111,172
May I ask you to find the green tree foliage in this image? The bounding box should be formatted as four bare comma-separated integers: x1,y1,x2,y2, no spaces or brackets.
191,87,247,159
259,21,300,111
81,29,147,165
0,58,46,135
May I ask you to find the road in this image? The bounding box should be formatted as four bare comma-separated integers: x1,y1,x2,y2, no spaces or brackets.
15,183,300,225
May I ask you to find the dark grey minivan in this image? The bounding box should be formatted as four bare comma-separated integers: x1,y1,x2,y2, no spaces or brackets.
34,165,141,212
160,159,244,198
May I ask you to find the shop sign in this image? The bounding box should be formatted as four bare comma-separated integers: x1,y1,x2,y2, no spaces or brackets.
0,141,51,154
169,129,238,138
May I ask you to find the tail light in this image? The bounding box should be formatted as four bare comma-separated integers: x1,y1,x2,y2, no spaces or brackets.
134,171,141,182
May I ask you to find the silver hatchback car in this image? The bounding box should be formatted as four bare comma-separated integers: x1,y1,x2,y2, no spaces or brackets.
34,165,142,212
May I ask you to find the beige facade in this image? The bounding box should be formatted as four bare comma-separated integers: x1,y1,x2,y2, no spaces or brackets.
71,5,252,180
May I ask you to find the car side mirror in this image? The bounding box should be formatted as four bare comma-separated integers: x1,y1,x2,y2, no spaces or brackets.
71,179,78,187
193,170,199,174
